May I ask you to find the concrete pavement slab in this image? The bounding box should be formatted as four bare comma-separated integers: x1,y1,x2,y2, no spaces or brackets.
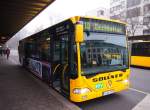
0,56,81,110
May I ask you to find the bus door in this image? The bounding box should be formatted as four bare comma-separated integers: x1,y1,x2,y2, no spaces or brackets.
51,34,70,95
60,35,70,95
60,33,77,96
51,37,62,91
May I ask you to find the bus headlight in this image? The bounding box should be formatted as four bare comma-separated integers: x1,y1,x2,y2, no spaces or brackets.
123,79,129,83
73,88,91,94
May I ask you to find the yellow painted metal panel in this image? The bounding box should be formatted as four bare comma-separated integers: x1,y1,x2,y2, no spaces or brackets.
131,56,150,68
70,69,130,102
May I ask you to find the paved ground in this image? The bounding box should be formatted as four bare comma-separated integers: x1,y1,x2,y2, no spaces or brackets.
77,90,146,110
0,56,79,110
130,68,150,93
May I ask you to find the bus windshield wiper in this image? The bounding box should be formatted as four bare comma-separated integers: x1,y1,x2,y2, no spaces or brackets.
83,72,101,78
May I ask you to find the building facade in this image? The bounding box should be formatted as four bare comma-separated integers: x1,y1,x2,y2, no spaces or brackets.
110,0,150,36
143,0,150,35
110,0,127,21
85,7,110,18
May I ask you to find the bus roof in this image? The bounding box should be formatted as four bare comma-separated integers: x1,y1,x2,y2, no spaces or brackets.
20,16,126,42
70,16,127,25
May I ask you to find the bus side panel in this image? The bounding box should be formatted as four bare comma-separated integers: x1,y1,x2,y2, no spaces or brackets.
131,56,150,68
28,58,43,79
27,58,52,82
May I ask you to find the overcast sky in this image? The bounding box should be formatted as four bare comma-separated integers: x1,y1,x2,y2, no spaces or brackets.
48,0,110,16
7,0,110,47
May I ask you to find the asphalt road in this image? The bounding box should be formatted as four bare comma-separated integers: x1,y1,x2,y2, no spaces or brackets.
130,68,150,93
77,67,150,110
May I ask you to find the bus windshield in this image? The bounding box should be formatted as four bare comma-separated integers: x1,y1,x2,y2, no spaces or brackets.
80,32,129,76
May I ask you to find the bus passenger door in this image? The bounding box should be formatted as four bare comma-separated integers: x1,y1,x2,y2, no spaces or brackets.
51,35,70,95
60,36,70,95
51,40,62,91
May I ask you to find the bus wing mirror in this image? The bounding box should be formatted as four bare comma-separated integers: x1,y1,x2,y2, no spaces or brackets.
75,24,84,42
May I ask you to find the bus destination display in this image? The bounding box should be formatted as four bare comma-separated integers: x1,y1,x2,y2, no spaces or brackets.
81,18,126,34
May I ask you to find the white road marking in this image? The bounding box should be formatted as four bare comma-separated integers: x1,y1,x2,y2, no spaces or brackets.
132,94,150,110
129,88,149,95
129,88,150,110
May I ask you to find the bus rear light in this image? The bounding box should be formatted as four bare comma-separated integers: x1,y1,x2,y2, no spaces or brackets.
73,88,91,94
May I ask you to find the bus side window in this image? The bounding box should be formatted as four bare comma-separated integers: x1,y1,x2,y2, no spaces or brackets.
25,42,33,58
53,41,60,62
61,36,68,64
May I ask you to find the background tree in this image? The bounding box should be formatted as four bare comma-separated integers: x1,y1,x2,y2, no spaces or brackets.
126,7,143,36
126,17,143,36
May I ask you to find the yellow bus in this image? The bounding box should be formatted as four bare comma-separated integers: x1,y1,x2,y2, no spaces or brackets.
131,41,150,68
18,16,130,102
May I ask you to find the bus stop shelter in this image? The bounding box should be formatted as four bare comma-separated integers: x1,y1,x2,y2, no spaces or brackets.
0,0,55,46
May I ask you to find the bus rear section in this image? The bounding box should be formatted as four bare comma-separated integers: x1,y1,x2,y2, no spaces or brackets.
18,16,130,102
131,41,150,68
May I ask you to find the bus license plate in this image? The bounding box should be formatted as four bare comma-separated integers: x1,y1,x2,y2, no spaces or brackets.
103,90,114,96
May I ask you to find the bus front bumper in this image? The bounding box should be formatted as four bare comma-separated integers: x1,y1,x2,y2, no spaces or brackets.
70,81,129,102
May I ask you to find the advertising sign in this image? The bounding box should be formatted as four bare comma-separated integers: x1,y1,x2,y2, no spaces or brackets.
28,58,42,78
